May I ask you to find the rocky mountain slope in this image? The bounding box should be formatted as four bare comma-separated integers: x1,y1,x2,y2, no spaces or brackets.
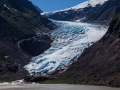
0,0,56,81
42,0,109,21
86,0,120,25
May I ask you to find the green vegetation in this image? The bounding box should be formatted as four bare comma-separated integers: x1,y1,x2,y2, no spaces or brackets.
0,0,55,42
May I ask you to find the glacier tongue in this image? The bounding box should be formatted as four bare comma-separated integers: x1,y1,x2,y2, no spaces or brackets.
25,20,107,74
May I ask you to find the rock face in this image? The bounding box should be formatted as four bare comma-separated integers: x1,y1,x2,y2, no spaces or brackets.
0,0,57,81
56,14,120,87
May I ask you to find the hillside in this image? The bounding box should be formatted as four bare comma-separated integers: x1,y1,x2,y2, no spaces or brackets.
0,0,56,42
0,0,56,81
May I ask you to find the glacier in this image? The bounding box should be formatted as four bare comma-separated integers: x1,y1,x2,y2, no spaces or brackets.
25,20,107,74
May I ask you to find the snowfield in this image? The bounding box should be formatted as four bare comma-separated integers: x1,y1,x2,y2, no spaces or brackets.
25,20,108,74
42,0,109,16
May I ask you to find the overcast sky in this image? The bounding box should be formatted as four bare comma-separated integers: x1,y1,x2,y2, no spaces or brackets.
29,0,86,12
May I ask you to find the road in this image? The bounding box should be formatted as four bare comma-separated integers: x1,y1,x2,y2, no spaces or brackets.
0,84,120,90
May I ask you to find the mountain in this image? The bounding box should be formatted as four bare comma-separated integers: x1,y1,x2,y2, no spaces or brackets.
29,0,120,87
86,0,120,25
0,0,56,81
42,0,109,21
41,0,120,87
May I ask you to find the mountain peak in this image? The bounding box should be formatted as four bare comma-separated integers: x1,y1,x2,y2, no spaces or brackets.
65,0,109,10
42,0,109,15
41,0,109,20
42,0,109,21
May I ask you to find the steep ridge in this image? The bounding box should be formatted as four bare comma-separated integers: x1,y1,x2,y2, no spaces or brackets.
54,14,120,87
0,0,56,81
86,0,120,25
42,0,109,21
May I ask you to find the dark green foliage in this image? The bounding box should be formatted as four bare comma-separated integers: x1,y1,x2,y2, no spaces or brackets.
0,0,56,42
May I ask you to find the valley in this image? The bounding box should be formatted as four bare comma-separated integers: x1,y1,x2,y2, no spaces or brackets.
0,0,120,88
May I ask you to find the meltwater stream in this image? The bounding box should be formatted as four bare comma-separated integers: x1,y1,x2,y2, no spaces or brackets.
25,20,107,74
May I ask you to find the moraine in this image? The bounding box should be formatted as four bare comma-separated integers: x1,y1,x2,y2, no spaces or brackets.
25,20,107,74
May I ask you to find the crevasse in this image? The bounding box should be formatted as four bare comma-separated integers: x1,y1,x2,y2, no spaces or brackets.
25,20,107,74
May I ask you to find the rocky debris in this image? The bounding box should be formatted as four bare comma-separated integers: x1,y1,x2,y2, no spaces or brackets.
48,67,69,75
24,75,57,82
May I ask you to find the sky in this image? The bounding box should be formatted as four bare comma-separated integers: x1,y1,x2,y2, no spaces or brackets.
29,0,86,12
